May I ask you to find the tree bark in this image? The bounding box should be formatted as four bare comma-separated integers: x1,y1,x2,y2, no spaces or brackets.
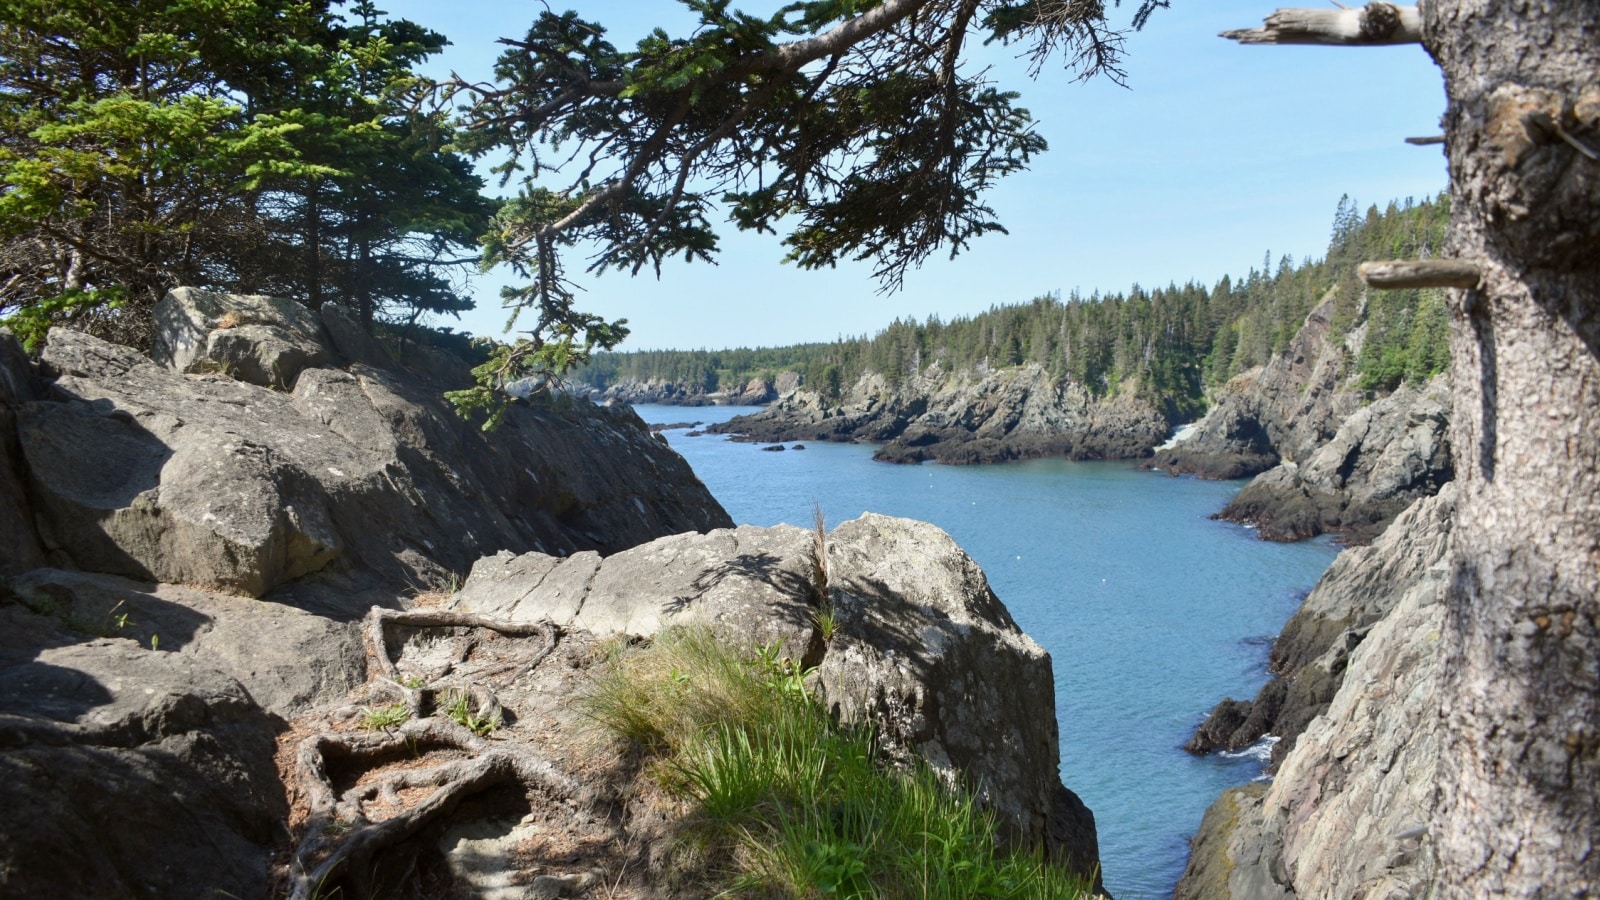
1424,1,1600,894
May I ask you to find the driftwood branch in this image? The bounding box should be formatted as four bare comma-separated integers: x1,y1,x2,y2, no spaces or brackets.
1359,259,1483,290
1220,2,1421,45
1406,135,1446,145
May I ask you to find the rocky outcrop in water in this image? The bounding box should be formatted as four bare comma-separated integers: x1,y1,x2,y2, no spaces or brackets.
1151,291,1453,543
1177,486,1455,899
710,362,1170,465
1214,376,1452,543
0,294,1101,896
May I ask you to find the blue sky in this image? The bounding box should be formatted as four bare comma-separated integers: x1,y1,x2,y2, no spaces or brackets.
378,0,1448,350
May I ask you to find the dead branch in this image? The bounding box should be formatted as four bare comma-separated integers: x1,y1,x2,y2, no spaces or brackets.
1359,259,1483,289
1220,2,1421,46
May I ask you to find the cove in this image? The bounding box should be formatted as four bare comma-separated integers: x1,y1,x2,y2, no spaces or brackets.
635,404,1340,898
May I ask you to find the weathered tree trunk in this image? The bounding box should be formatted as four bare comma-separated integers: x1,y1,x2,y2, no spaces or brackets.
1425,1,1600,894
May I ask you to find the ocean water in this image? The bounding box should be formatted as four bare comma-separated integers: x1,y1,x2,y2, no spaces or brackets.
633,405,1339,898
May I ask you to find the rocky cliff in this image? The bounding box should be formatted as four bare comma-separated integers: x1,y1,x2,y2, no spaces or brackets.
1151,292,1356,481
0,291,1102,897
710,362,1170,465
1151,292,1453,543
1176,486,1455,899
575,370,799,407
1213,376,1452,543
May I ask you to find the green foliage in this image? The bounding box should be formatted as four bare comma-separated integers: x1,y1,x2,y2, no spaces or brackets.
443,691,499,735
584,628,1092,898
0,0,485,350
359,703,412,731
579,193,1454,418
441,0,1164,421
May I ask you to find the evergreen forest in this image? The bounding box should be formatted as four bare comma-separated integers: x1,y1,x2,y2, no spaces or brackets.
1,0,1446,425
578,193,1452,419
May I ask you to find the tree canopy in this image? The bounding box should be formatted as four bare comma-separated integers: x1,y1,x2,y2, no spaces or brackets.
0,0,488,350
438,0,1168,422
580,193,1452,419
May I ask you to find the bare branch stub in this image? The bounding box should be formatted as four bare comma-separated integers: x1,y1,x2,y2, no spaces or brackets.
1359,259,1483,290
1220,3,1421,46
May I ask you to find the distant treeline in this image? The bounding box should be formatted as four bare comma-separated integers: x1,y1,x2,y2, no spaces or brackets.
578,194,1451,417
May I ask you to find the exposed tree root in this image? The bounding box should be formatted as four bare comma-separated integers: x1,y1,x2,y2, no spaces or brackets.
284,608,578,899
363,607,559,684
289,713,589,899
363,606,561,717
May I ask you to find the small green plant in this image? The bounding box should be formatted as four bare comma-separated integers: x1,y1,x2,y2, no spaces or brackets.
359,703,411,731
149,634,160,652
64,599,133,638
402,675,428,690
815,606,840,644
586,628,1093,898
444,693,499,736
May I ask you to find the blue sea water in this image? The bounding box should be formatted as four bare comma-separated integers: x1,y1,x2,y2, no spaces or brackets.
633,405,1339,898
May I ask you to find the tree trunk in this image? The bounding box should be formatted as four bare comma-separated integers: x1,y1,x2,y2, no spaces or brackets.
1425,1,1600,894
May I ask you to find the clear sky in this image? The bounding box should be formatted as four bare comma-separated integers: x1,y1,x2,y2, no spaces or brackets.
377,0,1449,350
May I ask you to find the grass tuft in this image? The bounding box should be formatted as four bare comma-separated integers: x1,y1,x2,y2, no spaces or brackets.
443,691,499,735
358,703,411,731
584,628,1091,898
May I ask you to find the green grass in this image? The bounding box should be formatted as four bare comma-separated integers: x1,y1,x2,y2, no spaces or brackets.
358,703,411,731
584,629,1092,898
443,692,499,735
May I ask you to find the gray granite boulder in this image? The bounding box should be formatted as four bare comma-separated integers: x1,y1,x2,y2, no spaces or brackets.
451,513,1103,888
0,604,286,897
20,320,728,598
7,567,365,716
152,286,334,389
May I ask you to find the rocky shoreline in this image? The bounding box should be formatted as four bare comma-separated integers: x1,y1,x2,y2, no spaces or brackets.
709,363,1171,465
1151,293,1452,545
573,370,800,407
1162,297,1460,897
1176,486,1454,898
0,290,1104,897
